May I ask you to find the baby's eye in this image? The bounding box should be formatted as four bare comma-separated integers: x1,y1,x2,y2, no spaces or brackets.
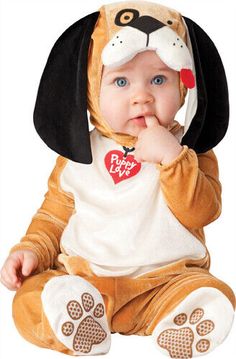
114,77,128,87
151,75,166,85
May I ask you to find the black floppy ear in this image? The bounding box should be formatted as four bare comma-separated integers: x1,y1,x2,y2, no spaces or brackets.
181,17,229,153
33,12,100,163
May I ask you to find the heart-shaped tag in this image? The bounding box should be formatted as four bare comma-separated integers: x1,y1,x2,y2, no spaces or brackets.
105,150,141,184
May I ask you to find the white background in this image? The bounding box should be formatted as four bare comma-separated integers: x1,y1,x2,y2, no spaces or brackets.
0,0,235,358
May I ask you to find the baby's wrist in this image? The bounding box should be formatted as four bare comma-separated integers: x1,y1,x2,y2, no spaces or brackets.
161,145,183,165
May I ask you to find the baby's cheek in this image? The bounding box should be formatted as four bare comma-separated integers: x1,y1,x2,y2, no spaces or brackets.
99,93,111,117
164,93,180,120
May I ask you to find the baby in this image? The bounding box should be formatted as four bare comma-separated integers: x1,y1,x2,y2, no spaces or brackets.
0,1,235,358
1,50,182,286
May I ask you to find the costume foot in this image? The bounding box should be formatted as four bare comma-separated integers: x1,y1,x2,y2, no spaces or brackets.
61,294,107,353
41,275,111,355
152,287,234,358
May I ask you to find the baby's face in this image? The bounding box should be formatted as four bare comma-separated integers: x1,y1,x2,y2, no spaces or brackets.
99,50,181,137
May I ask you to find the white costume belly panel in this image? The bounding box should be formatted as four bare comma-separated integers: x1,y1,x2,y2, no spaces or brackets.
60,129,206,276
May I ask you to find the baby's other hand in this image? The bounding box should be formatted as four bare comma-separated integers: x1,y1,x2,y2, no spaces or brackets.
0,250,39,291
134,115,183,164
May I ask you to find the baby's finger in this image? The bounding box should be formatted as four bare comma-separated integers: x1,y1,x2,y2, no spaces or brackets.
134,143,141,151
5,258,21,284
21,255,36,276
145,115,160,128
1,277,20,291
133,151,143,163
6,258,22,282
0,267,20,290
5,266,21,286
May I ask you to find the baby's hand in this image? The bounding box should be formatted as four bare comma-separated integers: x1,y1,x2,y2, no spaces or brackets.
0,250,39,290
134,116,183,164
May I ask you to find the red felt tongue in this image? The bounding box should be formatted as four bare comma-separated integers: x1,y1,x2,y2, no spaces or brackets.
180,69,195,89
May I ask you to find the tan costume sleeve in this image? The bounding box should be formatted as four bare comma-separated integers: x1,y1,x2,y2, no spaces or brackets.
10,156,75,273
157,146,221,229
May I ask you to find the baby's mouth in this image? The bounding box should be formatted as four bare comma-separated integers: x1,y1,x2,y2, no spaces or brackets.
131,116,147,127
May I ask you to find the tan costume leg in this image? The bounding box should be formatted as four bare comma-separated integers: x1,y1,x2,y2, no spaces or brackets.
109,260,235,358
12,269,112,356
13,260,235,357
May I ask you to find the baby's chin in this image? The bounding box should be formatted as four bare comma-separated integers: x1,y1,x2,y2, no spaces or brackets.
114,129,140,138
125,125,147,137
121,120,147,136
126,129,142,137
110,122,147,138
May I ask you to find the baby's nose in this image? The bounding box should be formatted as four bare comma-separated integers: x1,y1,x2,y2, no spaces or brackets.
131,91,154,105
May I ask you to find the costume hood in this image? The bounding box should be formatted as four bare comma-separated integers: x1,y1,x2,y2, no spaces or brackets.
33,1,229,163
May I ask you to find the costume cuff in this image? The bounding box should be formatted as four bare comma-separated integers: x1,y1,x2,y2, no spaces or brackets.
156,145,191,171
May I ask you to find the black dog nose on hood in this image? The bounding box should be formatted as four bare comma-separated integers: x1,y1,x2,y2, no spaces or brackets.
129,16,165,35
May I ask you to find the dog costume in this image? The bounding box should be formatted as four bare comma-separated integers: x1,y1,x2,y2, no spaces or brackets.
10,1,235,357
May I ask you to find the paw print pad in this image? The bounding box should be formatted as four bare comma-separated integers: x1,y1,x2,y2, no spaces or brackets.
157,308,215,358
61,292,107,353
67,300,83,320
